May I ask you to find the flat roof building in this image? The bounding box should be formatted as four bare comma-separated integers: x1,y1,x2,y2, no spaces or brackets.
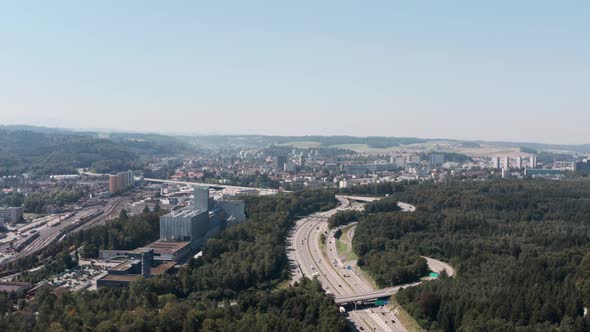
0,281,32,296
160,208,213,249
0,206,23,225
109,171,135,194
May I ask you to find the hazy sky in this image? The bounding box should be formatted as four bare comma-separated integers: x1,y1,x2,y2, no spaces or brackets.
1,1,589,144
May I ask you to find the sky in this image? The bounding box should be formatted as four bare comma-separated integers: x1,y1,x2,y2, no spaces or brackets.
1,1,589,144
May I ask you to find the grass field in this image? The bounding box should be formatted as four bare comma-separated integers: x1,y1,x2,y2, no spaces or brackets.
335,224,359,261
277,141,322,148
389,296,426,332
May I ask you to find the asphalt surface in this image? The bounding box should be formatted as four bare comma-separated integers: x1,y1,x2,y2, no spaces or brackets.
288,198,405,331
288,198,454,332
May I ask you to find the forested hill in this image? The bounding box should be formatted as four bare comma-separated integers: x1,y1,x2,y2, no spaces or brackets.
373,180,590,331
0,129,193,177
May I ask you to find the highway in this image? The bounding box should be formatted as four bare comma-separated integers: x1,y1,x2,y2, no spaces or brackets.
288,198,404,331
288,197,454,331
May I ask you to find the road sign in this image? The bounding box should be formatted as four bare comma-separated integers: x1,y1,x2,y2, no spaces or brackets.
347,265,352,270
374,300,389,306
429,272,439,278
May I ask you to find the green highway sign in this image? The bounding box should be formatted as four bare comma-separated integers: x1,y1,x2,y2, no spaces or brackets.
374,300,389,306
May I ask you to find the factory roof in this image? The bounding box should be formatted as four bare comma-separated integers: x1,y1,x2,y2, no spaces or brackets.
110,260,139,272
138,240,191,255
150,261,176,276
99,274,139,282
164,208,206,218
0,282,32,293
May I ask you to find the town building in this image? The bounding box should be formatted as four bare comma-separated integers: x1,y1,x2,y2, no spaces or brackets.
515,156,523,169
529,155,537,168
0,206,23,225
503,157,510,169
553,161,576,171
274,155,288,172
575,160,590,171
108,171,135,193
430,154,445,168
492,157,500,169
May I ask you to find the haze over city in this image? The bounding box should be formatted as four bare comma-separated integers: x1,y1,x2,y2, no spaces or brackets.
2,1,589,144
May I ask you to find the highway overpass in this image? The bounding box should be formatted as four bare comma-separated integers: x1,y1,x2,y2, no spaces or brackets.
334,283,420,305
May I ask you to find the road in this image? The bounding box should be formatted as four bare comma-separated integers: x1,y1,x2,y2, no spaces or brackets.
288,197,454,331
288,198,404,331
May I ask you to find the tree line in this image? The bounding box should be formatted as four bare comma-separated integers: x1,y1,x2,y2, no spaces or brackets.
359,179,590,331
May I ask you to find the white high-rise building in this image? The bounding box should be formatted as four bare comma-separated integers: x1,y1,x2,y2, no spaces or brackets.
516,156,523,169
492,157,500,169
503,157,510,169
530,155,537,168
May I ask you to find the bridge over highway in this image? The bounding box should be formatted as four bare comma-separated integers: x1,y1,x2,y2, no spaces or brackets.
334,283,420,305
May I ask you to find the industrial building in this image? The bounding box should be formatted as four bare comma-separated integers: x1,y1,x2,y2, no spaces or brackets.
96,248,177,288
97,186,245,289
159,208,213,248
108,171,135,193
0,281,32,296
524,168,563,177
99,241,191,262
159,186,246,249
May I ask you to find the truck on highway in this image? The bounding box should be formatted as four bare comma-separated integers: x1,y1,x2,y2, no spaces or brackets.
339,306,347,316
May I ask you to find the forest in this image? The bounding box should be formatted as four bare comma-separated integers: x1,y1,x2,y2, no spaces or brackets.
353,211,430,287
0,189,349,331
354,179,590,331
0,129,193,177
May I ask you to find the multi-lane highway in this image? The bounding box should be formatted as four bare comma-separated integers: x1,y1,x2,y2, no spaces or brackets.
288,197,454,331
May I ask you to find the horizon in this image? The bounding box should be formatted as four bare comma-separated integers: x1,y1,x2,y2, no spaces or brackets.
3,123,590,147
2,1,589,144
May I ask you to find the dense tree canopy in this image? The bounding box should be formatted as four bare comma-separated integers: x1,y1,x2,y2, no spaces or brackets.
0,129,192,177
356,179,590,331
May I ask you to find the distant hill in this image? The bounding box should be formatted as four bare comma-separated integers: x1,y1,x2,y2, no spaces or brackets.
187,135,428,150
0,128,194,177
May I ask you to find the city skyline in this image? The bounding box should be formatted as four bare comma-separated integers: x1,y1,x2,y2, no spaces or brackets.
2,1,589,144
